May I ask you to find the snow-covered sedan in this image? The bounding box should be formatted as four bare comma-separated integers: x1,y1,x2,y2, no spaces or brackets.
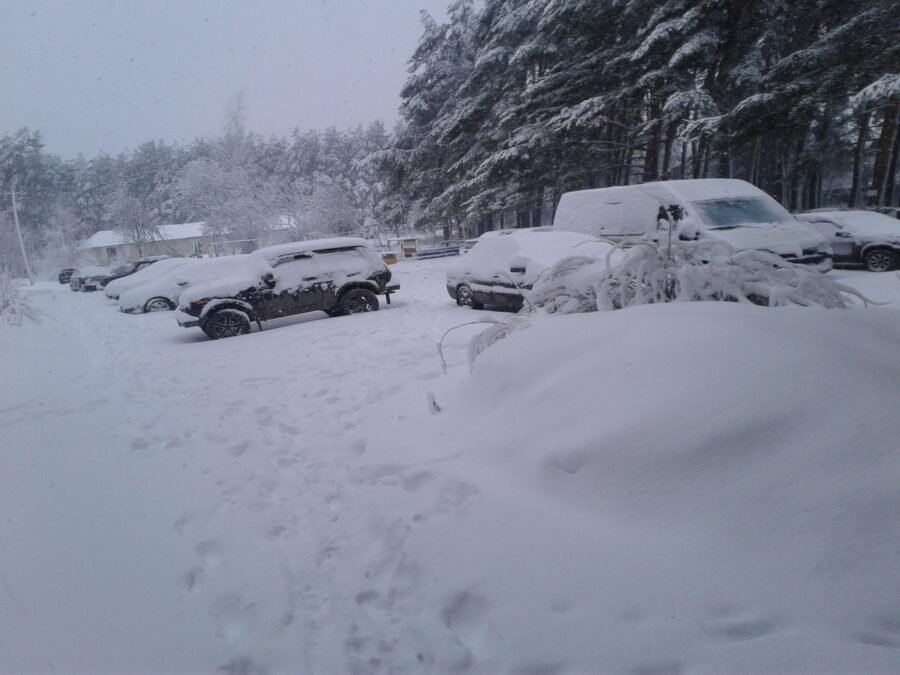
176,238,399,339
104,257,193,300
446,228,616,311
118,254,248,313
796,210,900,272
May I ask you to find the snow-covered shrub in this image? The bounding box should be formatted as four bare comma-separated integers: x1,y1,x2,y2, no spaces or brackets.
0,274,40,326
466,315,531,370
466,239,873,368
526,239,870,315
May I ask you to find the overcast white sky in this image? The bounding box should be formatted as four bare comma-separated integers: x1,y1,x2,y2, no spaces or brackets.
0,0,449,159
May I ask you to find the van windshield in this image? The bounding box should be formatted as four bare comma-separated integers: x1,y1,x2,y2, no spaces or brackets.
692,197,792,228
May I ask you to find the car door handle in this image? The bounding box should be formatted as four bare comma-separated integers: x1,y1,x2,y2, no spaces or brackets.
303,276,319,281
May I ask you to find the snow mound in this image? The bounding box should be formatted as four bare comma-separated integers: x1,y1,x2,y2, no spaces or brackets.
365,302,900,672
0,275,40,325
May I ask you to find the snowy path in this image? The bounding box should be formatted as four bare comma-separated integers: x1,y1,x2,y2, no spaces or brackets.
1,260,499,673
2,265,900,674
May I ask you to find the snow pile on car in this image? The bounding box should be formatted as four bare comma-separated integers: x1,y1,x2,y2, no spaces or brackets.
104,257,191,299
118,255,248,312
177,255,273,306
266,247,383,293
359,301,900,672
447,229,618,288
178,239,384,306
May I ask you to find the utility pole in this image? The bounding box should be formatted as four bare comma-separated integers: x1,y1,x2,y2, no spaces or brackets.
10,186,35,284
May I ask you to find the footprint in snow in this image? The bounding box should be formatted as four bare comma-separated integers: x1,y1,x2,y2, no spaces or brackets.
217,656,268,675
703,605,777,641
854,611,900,648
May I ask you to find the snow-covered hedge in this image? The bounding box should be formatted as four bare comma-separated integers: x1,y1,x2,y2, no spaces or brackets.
526,239,868,314
0,275,40,326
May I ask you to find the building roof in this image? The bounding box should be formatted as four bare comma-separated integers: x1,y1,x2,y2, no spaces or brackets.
78,217,296,250
78,222,206,250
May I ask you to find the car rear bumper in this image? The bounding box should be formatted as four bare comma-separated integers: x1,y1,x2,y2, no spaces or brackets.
175,309,200,328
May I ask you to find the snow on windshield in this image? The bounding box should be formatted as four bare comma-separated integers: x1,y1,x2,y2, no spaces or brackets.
692,197,793,228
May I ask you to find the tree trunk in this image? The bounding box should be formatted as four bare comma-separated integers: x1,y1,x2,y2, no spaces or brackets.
692,139,703,179
747,136,761,185
849,111,871,207
643,117,661,182
869,101,899,206
886,118,900,206
661,124,675,179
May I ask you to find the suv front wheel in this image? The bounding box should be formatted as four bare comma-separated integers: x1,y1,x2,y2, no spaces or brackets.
339,288,379,314
202,308,251,339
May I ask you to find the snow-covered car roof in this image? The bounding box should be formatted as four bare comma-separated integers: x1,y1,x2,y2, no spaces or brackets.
252,237,372,264
641,178,767,202
796,210,900,238
105,257,193,296
119,255,251,311
448,229,615,285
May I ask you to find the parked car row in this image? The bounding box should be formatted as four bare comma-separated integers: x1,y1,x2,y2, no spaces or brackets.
446,180,899,311
61,181,899,338
66,256,173,292
66,237,399,341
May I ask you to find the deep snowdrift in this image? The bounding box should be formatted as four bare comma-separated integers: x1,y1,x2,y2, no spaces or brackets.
2,269,899,674
360,302,900,673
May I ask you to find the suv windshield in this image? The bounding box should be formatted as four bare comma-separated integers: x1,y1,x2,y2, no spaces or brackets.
692,197,792,228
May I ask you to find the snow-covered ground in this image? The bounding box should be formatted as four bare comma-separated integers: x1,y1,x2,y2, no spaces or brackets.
2,262,899,674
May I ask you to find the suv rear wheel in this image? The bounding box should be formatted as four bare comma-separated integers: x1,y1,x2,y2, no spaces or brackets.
340,288,379,314
202,308,251,339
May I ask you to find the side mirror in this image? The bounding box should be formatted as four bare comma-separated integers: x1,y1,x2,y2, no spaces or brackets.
262,273,276,289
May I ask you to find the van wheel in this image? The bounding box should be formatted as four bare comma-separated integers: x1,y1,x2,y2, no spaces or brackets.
340,288,379,314
864,249,896,272
202,309,251,339
457,284,483,310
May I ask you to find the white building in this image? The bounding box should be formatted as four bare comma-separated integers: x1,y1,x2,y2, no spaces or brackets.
78,221,297,265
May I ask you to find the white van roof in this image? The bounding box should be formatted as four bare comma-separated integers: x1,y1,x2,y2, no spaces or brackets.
553,179,783,237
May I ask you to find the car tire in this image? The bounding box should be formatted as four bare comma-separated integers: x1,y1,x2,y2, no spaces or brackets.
202,308,251,339
456,284,484,310
864,249,896,272
340,288,379,314
144,297,175,312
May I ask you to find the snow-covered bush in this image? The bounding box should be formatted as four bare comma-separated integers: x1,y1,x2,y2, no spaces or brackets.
526,240,869,314
0,275,40,326
467,239,873,367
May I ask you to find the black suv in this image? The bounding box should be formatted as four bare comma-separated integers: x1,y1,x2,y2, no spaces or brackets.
176,238,398,339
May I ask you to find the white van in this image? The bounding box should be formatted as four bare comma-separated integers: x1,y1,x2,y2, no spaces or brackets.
552,179,832,271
